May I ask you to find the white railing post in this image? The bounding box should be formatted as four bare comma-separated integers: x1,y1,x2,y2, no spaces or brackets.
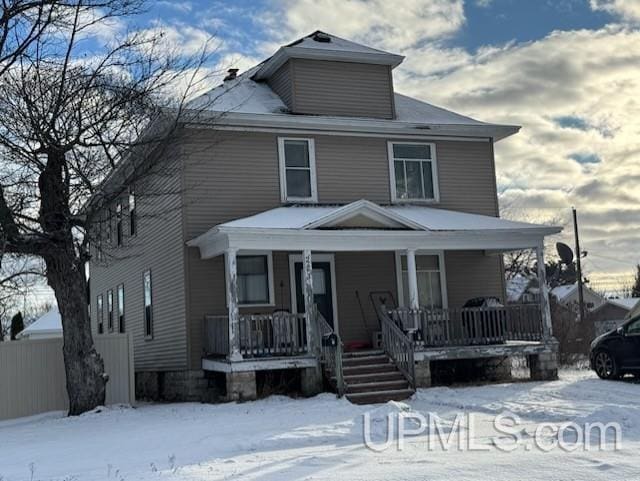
225,248,242,361
302,249,316,353
536,241,553,338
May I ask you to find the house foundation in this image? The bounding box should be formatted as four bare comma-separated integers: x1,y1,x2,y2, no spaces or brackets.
135,370,221,402
415,359,432,388
226,371,257,401
529,341,559,381
300,366,323,396
478,356,512,382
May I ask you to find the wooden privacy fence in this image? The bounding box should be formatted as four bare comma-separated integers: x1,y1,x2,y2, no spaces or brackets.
0,333,135,421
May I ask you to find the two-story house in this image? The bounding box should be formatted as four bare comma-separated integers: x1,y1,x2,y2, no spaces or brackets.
90,31,561,405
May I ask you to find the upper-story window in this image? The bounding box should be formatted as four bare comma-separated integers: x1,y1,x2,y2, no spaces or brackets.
116,201,123,247
278,137,317,203
388,142,439,203
129,189,137,236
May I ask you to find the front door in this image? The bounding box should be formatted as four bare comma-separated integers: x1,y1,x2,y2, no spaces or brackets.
294,261,335,328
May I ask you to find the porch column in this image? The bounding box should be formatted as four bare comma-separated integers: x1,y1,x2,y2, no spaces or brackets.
302,249,317,353
225,248,242,361
536,241,553,338
406,249,420,311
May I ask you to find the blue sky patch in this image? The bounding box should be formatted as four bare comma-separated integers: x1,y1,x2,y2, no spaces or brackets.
570,152,602,164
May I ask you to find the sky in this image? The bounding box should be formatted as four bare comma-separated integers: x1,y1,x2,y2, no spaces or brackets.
31,0,640,302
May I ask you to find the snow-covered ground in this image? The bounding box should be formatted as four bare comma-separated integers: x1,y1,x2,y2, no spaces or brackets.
1,369,639,481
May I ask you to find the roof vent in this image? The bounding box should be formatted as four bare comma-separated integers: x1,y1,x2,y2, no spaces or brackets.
312,31,331,43
224,68,239,81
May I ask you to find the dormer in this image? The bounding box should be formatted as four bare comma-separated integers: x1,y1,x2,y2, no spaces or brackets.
253,31,404,119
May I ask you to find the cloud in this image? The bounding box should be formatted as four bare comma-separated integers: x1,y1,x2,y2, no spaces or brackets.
590,0,640,22
258,0,465,52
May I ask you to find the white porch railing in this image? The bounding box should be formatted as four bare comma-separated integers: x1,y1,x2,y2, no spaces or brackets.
389,304,544,347
203,312,309,358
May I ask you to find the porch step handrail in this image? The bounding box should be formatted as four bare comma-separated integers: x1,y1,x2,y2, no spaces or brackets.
316,306,344,397
379,310,416,389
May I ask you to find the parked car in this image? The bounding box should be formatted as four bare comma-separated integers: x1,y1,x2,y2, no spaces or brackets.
590,316,640,379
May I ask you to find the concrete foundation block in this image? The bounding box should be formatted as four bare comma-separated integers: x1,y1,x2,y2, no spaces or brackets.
135,371,160,401
415,360,432,388
226,371,257,401
529,342,559,381
300,366,323,397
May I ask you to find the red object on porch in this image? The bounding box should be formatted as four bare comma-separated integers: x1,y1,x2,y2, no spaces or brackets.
345,341,371,351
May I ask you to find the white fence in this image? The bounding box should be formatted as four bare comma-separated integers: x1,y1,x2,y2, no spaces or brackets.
0,333,135,421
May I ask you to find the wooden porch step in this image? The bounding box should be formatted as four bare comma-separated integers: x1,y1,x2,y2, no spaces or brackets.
342,363,397,376
345,379,409,394
343,349,385,358
342,371,406,385
347,388,415,405
342,354,389,367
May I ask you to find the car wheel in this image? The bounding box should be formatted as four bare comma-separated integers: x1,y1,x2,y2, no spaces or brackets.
593,350,618,380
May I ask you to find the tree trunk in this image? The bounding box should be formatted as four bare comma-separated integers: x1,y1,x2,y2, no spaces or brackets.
39,149,107,415
45,250,107,415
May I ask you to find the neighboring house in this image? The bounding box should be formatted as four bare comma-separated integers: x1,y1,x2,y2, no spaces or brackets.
16,308,62,340
506,273,540,304
89,31,561,404
550,283,605,312
590,298,640,336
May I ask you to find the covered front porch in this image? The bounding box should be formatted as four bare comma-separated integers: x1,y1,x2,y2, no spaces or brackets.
188,200,561,399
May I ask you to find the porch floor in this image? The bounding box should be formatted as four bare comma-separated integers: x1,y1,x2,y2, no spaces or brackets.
414,340,548,361
202,354,318,373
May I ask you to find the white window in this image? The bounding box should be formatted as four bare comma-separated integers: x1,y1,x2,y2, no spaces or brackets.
388,142,439,202
396,253,446,309
236,253,274,306
143,270,153,339
278,137,317,202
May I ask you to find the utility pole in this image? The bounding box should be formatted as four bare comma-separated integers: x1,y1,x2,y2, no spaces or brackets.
573,207,585,323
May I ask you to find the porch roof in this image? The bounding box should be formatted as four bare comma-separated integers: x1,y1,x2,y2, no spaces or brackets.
188,200,562,258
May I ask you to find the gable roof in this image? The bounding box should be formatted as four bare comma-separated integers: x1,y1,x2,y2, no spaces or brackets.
607,298,640,311
550,282,603,303
253,31,404,80
16,308,62,339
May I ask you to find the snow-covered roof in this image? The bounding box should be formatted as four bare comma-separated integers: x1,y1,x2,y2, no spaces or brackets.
17,308,62,338
506,274,533,303
607,298,640,311
186,32,519,141
253,31,404,80
550,284,576,301
217,200,559,233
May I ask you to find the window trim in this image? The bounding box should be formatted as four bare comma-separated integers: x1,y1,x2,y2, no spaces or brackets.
143,270,153,340
117,283,125,333
395,250,448,309
388,141,440,204
277,137,318,203
225,251,275,308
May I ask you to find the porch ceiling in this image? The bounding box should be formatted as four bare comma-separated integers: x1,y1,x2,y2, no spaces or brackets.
187,200,562,259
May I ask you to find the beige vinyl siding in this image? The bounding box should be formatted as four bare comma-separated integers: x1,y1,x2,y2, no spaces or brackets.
267,62,293,109
290,59,395,119
90,156,187,372
334,252,397,343
181,129,502,367
444,251,506,308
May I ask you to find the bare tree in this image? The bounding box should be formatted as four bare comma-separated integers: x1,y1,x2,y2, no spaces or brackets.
0,0,217,414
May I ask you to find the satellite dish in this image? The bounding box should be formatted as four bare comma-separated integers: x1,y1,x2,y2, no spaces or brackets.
556,242,574,265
